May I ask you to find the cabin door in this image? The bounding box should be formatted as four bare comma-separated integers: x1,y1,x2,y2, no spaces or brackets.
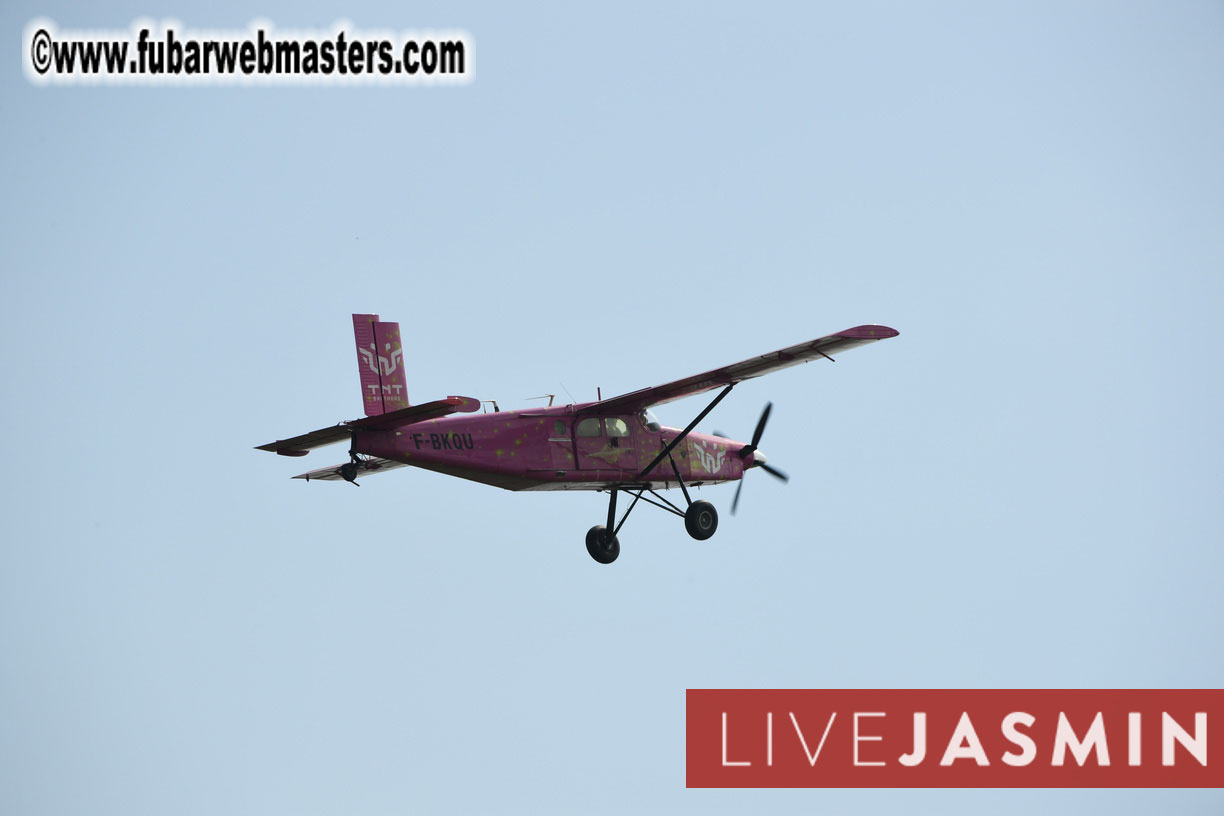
547,418,576,471
573,416,637,474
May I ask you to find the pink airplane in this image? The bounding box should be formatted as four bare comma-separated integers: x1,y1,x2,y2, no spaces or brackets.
258,314,899,564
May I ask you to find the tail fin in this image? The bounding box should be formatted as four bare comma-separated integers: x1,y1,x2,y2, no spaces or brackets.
352,313,410,416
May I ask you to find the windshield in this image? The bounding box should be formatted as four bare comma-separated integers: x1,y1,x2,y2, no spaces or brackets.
639,409,661,432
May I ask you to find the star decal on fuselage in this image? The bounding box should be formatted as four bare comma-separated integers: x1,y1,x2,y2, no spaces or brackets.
587,442,632,466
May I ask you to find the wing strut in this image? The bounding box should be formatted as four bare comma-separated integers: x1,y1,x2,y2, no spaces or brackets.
636,384,734,478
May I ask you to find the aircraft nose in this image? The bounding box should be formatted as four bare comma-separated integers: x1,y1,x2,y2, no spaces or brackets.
750,450,767,467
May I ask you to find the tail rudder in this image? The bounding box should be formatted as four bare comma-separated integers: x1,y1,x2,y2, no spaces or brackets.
352,313,410,416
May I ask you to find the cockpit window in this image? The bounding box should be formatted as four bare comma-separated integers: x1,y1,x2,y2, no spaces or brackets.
606,417,630,437
639,409,661,432
553,420,566,436
576,418,602,437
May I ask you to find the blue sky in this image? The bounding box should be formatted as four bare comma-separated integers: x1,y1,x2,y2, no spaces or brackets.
2,1,1222,813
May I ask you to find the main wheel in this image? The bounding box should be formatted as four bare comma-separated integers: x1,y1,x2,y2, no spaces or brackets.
684,500,719,540
585,525,620,564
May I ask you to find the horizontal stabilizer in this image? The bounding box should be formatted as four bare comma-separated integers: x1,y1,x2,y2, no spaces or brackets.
293,457,408,482
255,424,351,456
347,395,480,431
256,395,480,456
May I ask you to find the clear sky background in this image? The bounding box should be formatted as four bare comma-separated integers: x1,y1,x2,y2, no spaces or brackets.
3,1,1222,813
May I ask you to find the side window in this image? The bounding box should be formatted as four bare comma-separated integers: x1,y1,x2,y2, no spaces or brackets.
576,418,602,437
606,418,630,437
553,420,566,436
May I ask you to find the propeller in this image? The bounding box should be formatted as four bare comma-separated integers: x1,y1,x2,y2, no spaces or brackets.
730,402,789,514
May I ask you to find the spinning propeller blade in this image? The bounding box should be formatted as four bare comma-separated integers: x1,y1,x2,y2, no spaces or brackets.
759,462,789,482
731,402,788,515
737,402,772,459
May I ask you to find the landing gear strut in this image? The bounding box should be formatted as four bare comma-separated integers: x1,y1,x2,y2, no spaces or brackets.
584,386,735,564
584,472,724,563
586,487,630,565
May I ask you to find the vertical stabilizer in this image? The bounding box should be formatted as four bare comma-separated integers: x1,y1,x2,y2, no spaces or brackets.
353,313,410,416
373,320,409,412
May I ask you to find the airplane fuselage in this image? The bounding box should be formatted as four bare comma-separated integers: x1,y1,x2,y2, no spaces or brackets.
353,402,750,491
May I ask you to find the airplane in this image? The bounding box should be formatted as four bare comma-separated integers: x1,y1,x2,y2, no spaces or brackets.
257,314,899,564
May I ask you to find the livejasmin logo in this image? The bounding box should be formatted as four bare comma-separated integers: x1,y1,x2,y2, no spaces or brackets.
686,690,1222,788
721,710,1203,768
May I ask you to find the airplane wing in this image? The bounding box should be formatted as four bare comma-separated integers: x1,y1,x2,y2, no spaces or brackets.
256,395,480,456
588,325,899,413
292,457,409,482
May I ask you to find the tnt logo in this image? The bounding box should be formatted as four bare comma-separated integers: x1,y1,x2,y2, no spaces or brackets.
693,441,726,474
359,342,403,376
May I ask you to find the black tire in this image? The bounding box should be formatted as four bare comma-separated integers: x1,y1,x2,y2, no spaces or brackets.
585,525,620,564
684,500,719,540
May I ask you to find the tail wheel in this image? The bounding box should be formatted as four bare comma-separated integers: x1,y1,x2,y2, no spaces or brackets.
585,525,620,564
684,500,719,540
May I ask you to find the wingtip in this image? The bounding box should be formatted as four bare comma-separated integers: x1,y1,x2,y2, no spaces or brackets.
839,325,899,339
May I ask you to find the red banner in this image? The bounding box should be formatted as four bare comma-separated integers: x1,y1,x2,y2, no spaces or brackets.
686,689,1222,787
